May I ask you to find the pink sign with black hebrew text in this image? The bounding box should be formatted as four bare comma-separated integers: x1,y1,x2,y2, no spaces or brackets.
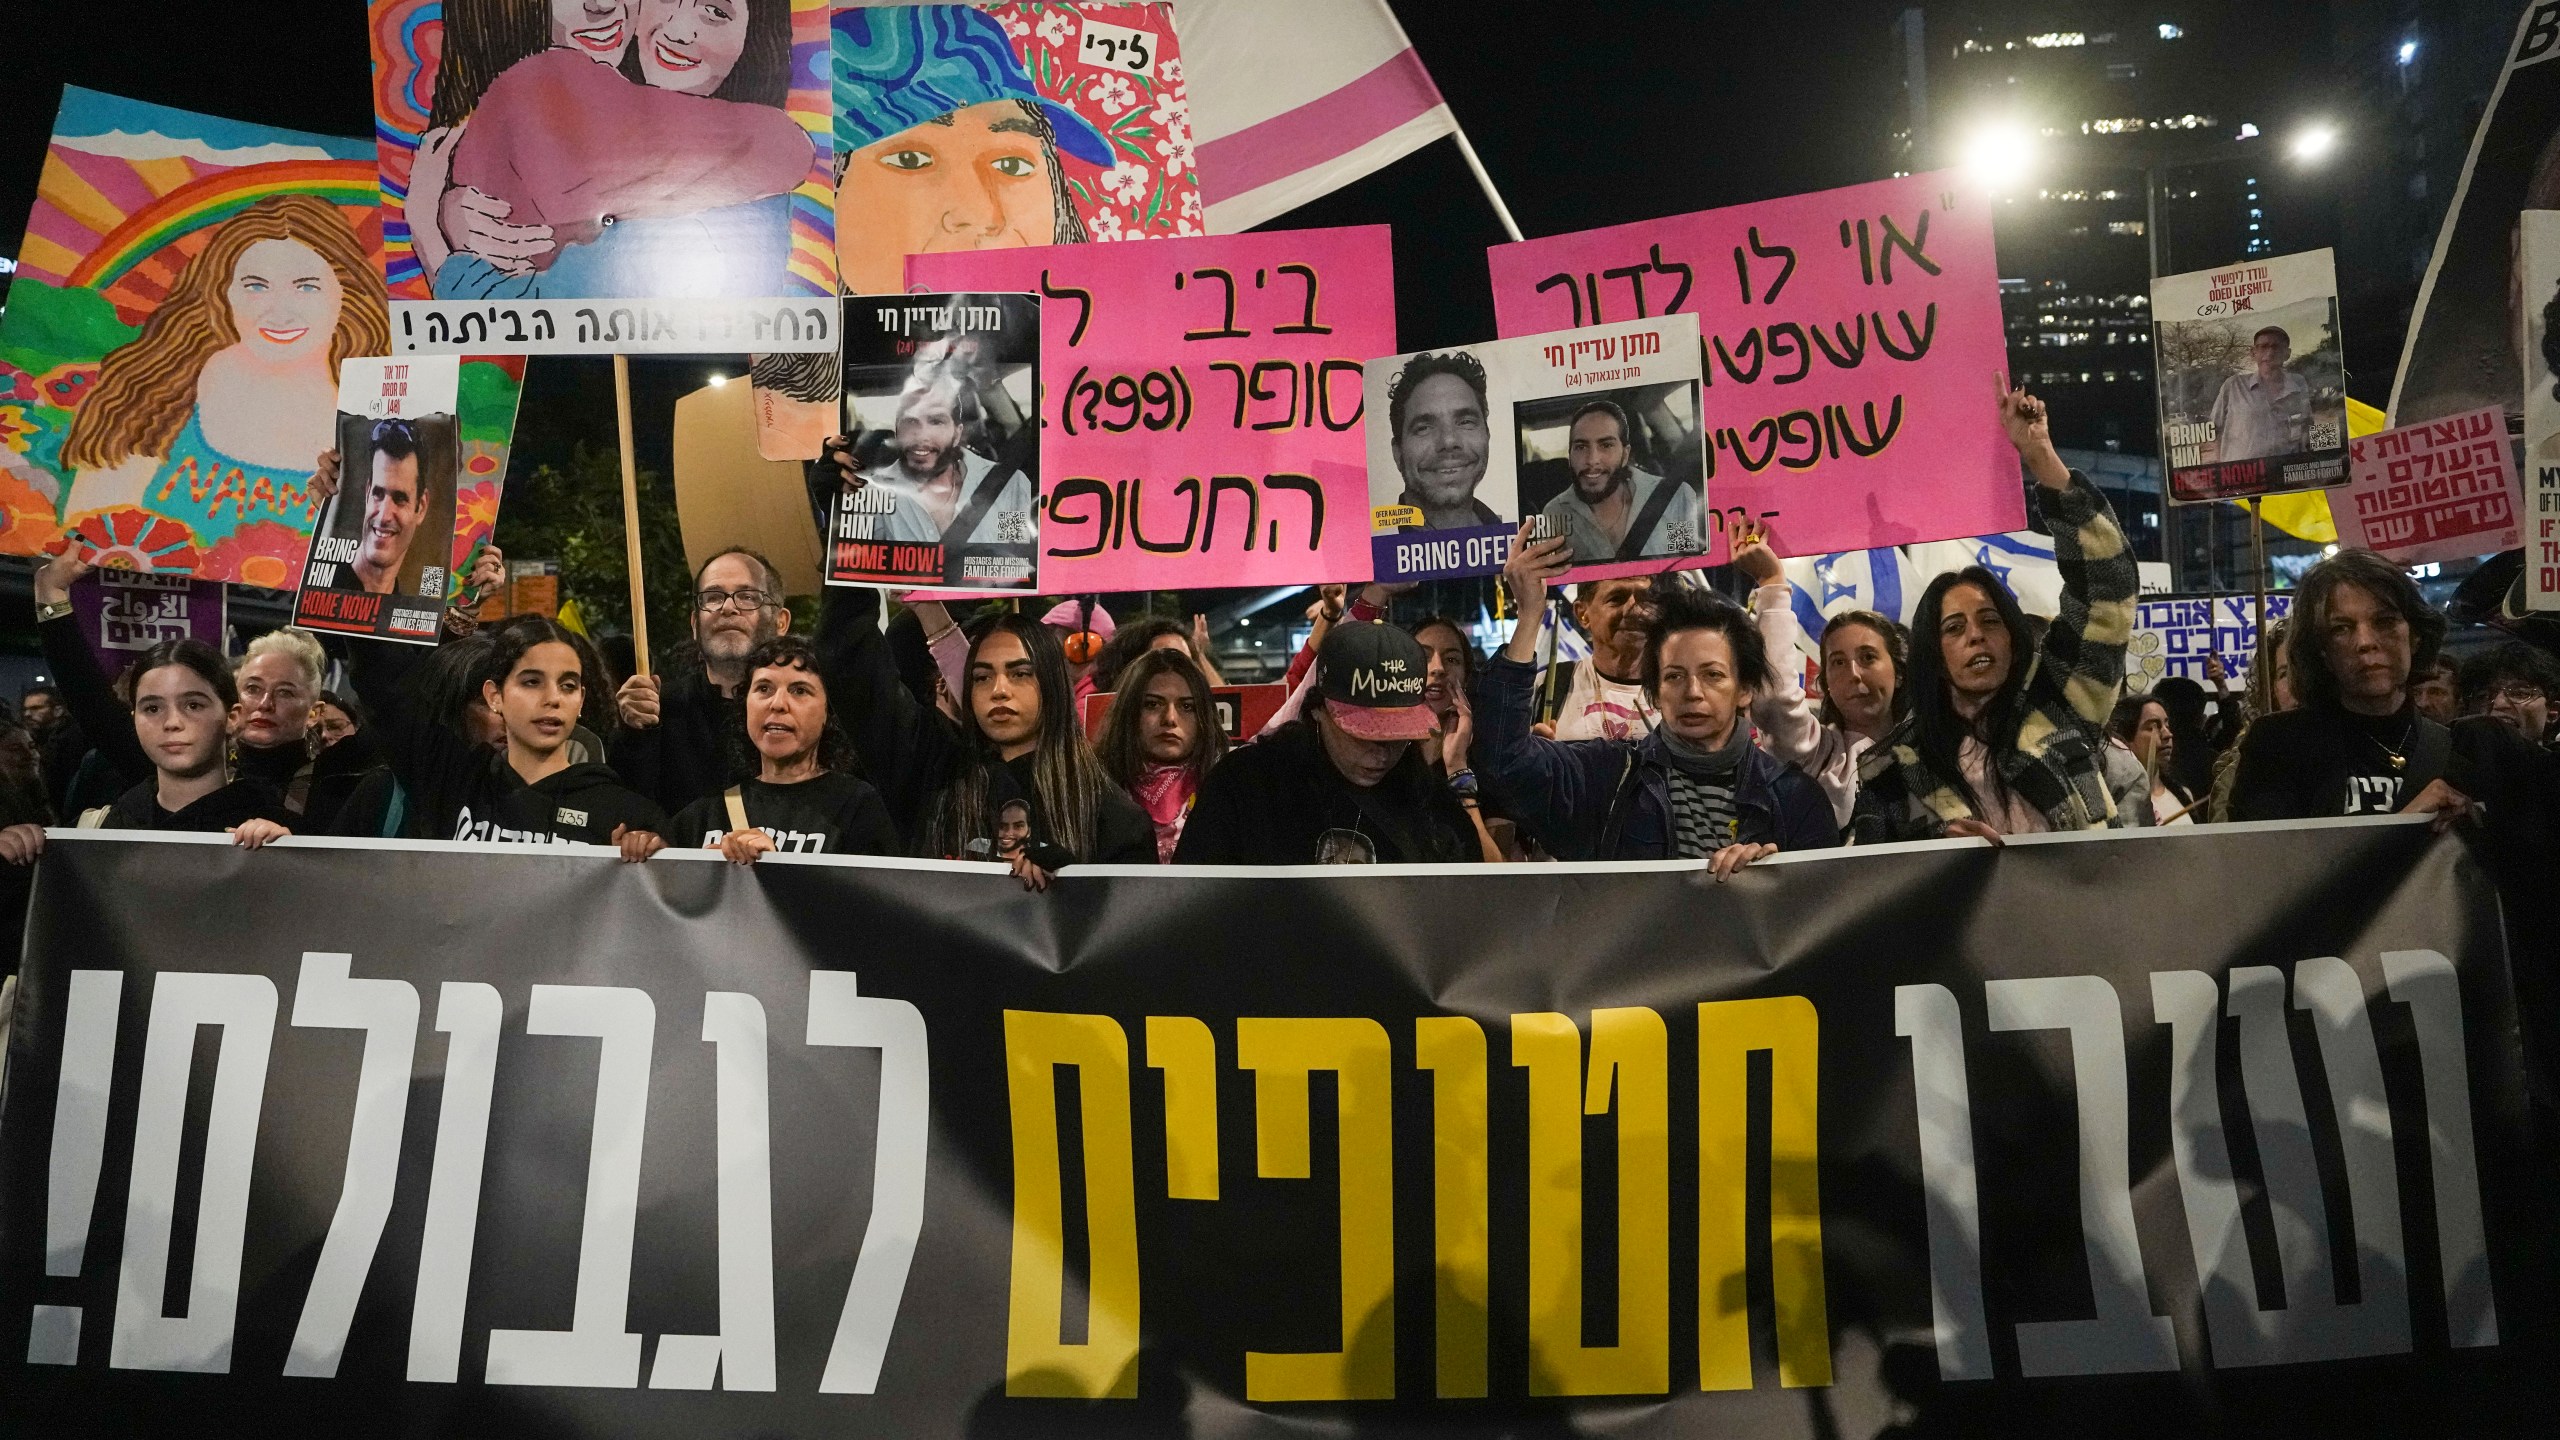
912,225,1393,591
2336,405,2524,566
1485,170,2020,561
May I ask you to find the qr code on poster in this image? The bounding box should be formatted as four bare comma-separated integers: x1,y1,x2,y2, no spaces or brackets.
1665,520,1698,555
997,511,1035,545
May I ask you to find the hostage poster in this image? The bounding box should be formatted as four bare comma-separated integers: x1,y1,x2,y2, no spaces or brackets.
294,357,465,643
749,1,1202,459
370,0,840,354
829,294,1041,592
2151,248,2348,503
911,225,1394,593
0,88,386,588
1366,315,1707,584
1483,170,2021,561
2519,208,2560,612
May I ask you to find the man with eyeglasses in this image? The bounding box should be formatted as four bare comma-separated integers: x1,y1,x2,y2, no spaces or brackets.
611,548,794,815
2463,642,2560,748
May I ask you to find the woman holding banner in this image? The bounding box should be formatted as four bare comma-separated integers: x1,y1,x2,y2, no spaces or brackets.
1849,386,2139,843
619,634,900,862
346,550,664,846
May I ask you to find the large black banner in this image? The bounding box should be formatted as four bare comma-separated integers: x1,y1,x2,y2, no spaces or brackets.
0,822,2548,1437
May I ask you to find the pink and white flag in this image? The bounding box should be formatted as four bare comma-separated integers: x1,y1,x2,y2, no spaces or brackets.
1178,0,1456,233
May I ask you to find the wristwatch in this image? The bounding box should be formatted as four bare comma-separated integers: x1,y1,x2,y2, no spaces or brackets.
1447,768,1480,798
36,600,73,625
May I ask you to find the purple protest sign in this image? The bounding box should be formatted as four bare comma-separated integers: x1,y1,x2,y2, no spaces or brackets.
1486,171,2021,560
68,569,228,673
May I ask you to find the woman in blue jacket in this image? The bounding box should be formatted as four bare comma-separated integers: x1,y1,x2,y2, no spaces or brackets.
1476,528,1837,872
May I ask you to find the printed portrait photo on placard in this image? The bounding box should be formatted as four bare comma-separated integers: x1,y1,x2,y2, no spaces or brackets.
2151,249,2347,503
831,293,1041,592
295,357,462,643
1513,379,1708,571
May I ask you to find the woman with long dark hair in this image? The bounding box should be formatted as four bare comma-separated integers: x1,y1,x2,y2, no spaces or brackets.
2109,691,2196,825
917,612,1155,884
1095,648,1228,863
347,605,663,846
1850,386,2139,842
620,634,898,862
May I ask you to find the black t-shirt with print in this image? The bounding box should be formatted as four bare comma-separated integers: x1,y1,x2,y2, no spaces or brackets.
2230,701,2448,820
663,773,900,856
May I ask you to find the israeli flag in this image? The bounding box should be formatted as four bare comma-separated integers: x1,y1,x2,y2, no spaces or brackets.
1906,531,2065,619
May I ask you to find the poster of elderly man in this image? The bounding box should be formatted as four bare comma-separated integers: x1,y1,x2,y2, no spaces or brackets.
293,356,462,644
2151,247,2348,503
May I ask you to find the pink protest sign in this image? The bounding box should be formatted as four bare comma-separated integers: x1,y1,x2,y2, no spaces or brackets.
910,226,1392,592
2337,406,2524,565
1486,170,2020,560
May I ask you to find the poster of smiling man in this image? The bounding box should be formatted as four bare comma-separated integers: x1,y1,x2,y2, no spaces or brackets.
294,357,463,643
748,1,1198,459
370,0,838,352
0,89,389,587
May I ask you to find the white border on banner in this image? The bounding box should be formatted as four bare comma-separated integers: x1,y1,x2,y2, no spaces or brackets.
391,298,838,356
40,813,2432,878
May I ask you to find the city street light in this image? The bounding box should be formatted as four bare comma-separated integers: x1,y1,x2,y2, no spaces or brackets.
2288,122,2339,164
1960,121,2039,191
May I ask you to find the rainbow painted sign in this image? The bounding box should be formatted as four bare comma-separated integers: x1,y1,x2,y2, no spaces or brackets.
0,89,390,587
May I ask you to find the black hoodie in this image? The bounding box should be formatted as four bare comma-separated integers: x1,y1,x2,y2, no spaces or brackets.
1172,720,1479,866
348,638,665,846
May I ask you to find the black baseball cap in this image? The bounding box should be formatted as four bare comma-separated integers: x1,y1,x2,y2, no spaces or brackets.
1317,622,1436,742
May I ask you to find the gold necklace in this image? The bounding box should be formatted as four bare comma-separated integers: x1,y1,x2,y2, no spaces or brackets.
2366,715,2415,772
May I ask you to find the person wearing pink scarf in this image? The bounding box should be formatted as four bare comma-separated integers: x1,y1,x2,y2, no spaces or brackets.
1094,648,1228,863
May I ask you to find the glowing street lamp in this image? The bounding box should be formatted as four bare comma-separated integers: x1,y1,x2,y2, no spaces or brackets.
2287,122,2339,164
1961,121,2040,192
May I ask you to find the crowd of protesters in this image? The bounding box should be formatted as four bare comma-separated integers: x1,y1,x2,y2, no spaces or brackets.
0,383,2554,937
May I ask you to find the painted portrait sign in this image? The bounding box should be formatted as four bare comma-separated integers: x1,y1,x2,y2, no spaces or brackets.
370,0,839,353
750,1,1198,459
0,88,387,587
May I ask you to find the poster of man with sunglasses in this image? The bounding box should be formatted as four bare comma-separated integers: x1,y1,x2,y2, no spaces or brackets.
830,292,1041,592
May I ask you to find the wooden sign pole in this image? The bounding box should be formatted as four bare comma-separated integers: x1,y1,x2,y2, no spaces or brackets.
613,354,651,678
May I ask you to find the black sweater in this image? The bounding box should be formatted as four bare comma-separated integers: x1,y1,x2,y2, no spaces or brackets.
663,772,901,856
346,639,665,845
1172,720,1480,866
102,777,296,833
608,659,755,817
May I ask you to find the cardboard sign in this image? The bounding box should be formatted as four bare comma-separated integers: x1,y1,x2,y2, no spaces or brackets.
671,379,824,599
66,571,227,669
2335,406,2524,565
749,1,1201,458
1484,170,2020,560
829,295,1042,593
2127,594,2293,692
0,89,386,587
2517,210,2560,612
370,0,838,354
2151,248,2349,503
1365,315,1708,584
294,358,464,643
911,225,1394,590
1080,682,1287,742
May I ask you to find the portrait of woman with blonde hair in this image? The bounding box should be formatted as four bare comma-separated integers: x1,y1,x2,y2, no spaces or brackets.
60,193,388,583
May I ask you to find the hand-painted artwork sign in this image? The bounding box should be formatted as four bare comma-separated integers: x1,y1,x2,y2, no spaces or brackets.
1484,170,2020,561
0,88,387,588
370,0,838,353
911,225,1393,591
751,1,1199,460
2335,405,2524,566
1365,315,1708,584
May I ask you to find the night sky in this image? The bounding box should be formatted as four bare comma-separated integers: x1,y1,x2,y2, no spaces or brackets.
0,1,1913,478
